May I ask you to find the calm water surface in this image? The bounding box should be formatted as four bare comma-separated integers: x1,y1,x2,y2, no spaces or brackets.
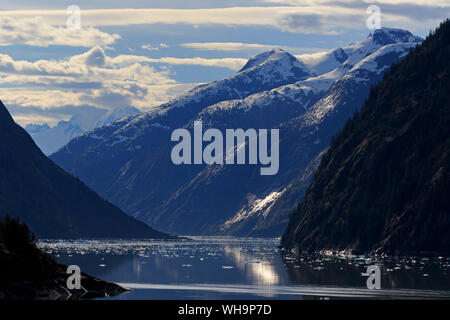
38,237,450,300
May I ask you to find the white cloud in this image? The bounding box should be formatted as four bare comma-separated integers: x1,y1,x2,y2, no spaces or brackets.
0,46,228,125
0,89,81,109
142,44,159,51
0,16,119,47
0,7,382,34
0,48,177,122
295,50,331,63
0,48,175,89
263,0,450,6
142,42,171,51
109,54,247,70
180,42,277,51
1,5,447,34
179,42,328,54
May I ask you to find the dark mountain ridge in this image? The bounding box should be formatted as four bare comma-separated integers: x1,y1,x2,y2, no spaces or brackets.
281,20,450,255
0,100,171,239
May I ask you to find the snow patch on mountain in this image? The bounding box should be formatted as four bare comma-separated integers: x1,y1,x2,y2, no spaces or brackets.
221,189,286,231
344,27,422,66
348,42,418,76
202,84,322,115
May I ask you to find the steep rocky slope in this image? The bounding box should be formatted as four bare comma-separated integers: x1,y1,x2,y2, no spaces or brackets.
0,100,171,239
281,21,450,255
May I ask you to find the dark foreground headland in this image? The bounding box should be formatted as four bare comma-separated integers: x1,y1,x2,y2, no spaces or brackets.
0,215,128,300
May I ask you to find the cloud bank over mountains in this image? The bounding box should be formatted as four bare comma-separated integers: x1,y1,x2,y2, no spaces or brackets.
0,0,449,127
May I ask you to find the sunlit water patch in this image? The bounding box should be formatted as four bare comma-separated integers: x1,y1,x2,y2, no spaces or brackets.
38,237,450,300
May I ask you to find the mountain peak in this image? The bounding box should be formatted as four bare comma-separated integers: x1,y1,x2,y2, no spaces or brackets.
239,48,311,72
239,48,284,69
0,99,7,115
0,100,14,127
340,27,421,71
370,27,422,45
237,47,315,83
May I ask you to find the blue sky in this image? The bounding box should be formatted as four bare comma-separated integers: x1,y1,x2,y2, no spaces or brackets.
0,0,449,126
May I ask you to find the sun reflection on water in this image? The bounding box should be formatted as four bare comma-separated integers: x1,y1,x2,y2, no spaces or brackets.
224,246,280,286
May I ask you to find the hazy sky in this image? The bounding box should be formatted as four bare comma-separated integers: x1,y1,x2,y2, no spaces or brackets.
1,0,449,126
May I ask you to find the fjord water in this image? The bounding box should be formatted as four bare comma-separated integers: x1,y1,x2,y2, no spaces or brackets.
38,237,450,300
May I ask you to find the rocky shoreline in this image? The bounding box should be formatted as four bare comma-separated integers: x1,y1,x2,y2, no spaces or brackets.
0,269,129,300
0,215,130,300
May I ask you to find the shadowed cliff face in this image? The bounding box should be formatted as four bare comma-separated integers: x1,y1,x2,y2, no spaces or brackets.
0,100,171,239
282,20,450,256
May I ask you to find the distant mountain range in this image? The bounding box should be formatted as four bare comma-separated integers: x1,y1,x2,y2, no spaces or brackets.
25,106,140,155
0,100,171,239
51,28,422,237
281,20,450,255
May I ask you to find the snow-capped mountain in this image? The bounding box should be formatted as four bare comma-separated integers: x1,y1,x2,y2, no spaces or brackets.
25,106,140,155
232,41,420,235
239,48,315,80
294,27,421,94
52,48,315,162
51,48,315,162
294,28,420,85
147,40,419,237
342,27,421,69
51,28,422,236
196,84,324,130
